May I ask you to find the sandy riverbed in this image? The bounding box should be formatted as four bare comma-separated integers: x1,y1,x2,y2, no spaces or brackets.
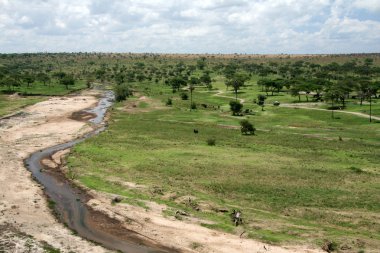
0,91,110,252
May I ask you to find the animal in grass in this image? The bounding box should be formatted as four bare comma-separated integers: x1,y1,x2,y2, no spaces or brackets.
193,129,199,134
231,209,243,226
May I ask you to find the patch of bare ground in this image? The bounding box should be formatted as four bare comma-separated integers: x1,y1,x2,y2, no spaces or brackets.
281,103,380,121
119,95,168,114
217,124,240,129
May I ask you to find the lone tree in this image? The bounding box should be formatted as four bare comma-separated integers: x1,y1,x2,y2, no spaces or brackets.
200,73,212,89
226,73,249,101
230,100,243,116
189,83,195,110
257,94,267,111
324,85,341,119
366,81,379,122
240,119,256,135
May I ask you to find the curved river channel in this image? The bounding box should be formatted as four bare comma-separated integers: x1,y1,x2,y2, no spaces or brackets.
24,91,174,253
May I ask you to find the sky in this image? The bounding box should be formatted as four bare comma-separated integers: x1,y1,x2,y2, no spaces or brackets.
0,0,380,54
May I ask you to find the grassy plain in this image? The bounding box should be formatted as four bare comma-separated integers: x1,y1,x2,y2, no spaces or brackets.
0,95,44,117
68,81,380,251
0,80,87,117
0,80,87,96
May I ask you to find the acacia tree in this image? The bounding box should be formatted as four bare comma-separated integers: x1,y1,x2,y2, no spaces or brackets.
290,81,303,102
169,76,186,92
226,73,249,101
1,76,20,91
189,83,195,110
366,81,379,122
53,71,66,81
324,84,342,119
356,79,370,106
258,79,284,96
23,74,35,87
36,73,51,86
200,73,212,89
196,57,206,70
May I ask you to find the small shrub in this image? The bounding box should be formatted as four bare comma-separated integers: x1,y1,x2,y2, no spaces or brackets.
190,242,203,249
42,243,61,253
327,105,342,110
181,93,188,100
240,120,256,135
166,98,172,106
348,166,364,174
191,102,197,109
257,94,267,111
207,138,216,146
322,240,338,252
47,199,56,209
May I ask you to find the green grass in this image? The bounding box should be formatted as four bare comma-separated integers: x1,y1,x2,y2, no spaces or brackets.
343,101,380,118
0,80,87,96
68,83,380,251
0,79,88,117
0,94,44,117
42,242,61,253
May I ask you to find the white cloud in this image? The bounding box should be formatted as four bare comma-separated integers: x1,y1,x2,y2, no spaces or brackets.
0,0,379,53
353,0,380,13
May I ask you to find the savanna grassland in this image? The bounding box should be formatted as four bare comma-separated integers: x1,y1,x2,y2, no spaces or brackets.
1,53,380,252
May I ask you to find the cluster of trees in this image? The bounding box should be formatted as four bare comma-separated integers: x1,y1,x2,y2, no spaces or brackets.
0,62,78,92
218,58,380,106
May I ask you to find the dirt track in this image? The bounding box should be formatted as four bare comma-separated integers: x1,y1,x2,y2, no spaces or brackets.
280,103,380,121
0,92,323,253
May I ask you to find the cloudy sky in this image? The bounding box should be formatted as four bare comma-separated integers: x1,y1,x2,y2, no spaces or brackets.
1,0,380,54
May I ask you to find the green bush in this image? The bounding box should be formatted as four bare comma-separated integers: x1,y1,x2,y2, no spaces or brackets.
229,100,243,115
207,138,216,146
166,98,172,106
115,84,132,102
240,119,256,135
181,93,188,100
348,166,364,173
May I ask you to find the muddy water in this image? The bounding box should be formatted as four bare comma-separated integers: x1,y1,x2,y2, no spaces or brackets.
24,92,173,253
